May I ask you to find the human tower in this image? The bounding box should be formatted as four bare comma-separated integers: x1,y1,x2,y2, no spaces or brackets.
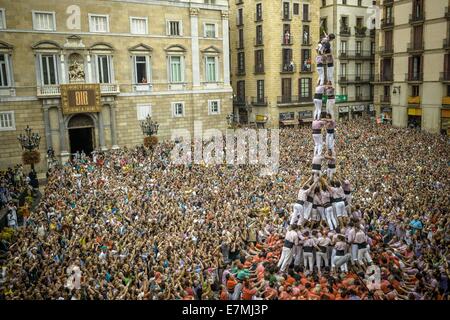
289,32,352,232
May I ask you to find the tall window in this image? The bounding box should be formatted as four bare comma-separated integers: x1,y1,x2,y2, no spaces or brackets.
169,56,183,83
356,63,362,77
358,0,362,6
302,4,309,21
413,25,423,48
299,78,312,99
257,80,265,101
33,11,56,31
385,6,393,21
412,85,420,97
256,25,263,45
237,8,243,25
303,25,310,45
356,17,363,28
167,21,181,36
237,52,245,73
237,80,245,99
282,48,293,71
41,55,58,85
205,56,217,82
356,86,361,98
283,2,290,19
130,17,148,35
134,56,150,84
0,9,5,29
0,54,11,87
256,3,262,21
282,78,292,99
356,41,362,54
293,3,299,15
204,23,217,38
301,49,311,72
89,14,109,32
341,86,347,96
385,31,393,53
255,50,264,73
340,63,347,77
0,111,15,131
341,41,347,53
97,55,111,83
238,29,244,48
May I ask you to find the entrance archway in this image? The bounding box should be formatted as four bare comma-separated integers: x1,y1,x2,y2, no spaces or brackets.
68,114,95,154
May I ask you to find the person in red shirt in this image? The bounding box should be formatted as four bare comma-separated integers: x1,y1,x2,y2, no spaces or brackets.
242,280,257,300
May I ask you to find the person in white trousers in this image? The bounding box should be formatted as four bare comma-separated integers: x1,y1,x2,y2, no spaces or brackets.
325,83,335,118
291,177,316,226
312,119,327,156
355,227,373,266
325,115,336,154
315,230,331,273
313,85,325,120
332,235,349,273
316,52,325,86
302,231,316,274
277,225,299,273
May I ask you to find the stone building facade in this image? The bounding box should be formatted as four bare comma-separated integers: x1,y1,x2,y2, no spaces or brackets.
320,0,376,121
373,0,450,134
0,0,232,170
229,0,320,128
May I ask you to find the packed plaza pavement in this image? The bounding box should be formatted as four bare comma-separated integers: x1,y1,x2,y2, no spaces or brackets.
0,118,448,300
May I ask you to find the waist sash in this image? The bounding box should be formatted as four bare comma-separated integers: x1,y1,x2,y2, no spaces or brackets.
284,239,294,249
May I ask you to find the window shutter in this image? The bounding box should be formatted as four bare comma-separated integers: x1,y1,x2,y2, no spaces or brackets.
132,55,137,83
145,55,150,81
408,56,413,76
444,54,449,74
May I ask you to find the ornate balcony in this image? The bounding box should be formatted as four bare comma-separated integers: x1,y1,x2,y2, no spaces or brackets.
409,13,425,25
380,95,391,104
405,73,423,83
37,83,120,97
251,96,268,106
408,96,421,105
381,17,394,29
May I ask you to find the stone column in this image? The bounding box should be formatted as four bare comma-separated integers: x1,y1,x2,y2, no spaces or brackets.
60,54,66,84
43,106,52,150
86,54,92,83
190,8,200,87
221,11,230,86
110,102,119,149
98,109,107,151
57,106,70,163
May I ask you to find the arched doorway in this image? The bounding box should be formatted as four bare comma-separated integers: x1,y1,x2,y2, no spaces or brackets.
68,114,95,154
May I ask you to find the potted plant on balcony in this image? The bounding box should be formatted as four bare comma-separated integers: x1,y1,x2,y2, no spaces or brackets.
355,25,367,36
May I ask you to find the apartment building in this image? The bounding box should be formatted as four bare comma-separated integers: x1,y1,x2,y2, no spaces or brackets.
0,0,232,169
373,0,450,134
230,0,320,127
320,0,376,121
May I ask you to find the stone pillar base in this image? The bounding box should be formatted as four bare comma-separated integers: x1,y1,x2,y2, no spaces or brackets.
60,151,71,164
111,145,120,150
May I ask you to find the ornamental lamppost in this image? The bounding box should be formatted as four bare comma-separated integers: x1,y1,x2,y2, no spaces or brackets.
17,125,41,172
140,115,159,148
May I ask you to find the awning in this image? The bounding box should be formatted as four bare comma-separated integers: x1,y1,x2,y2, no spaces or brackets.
408,108,422,116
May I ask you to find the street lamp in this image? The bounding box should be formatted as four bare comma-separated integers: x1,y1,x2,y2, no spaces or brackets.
140,115,159,148
392,86,401,95
140,114,159,136
17,125,41,172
